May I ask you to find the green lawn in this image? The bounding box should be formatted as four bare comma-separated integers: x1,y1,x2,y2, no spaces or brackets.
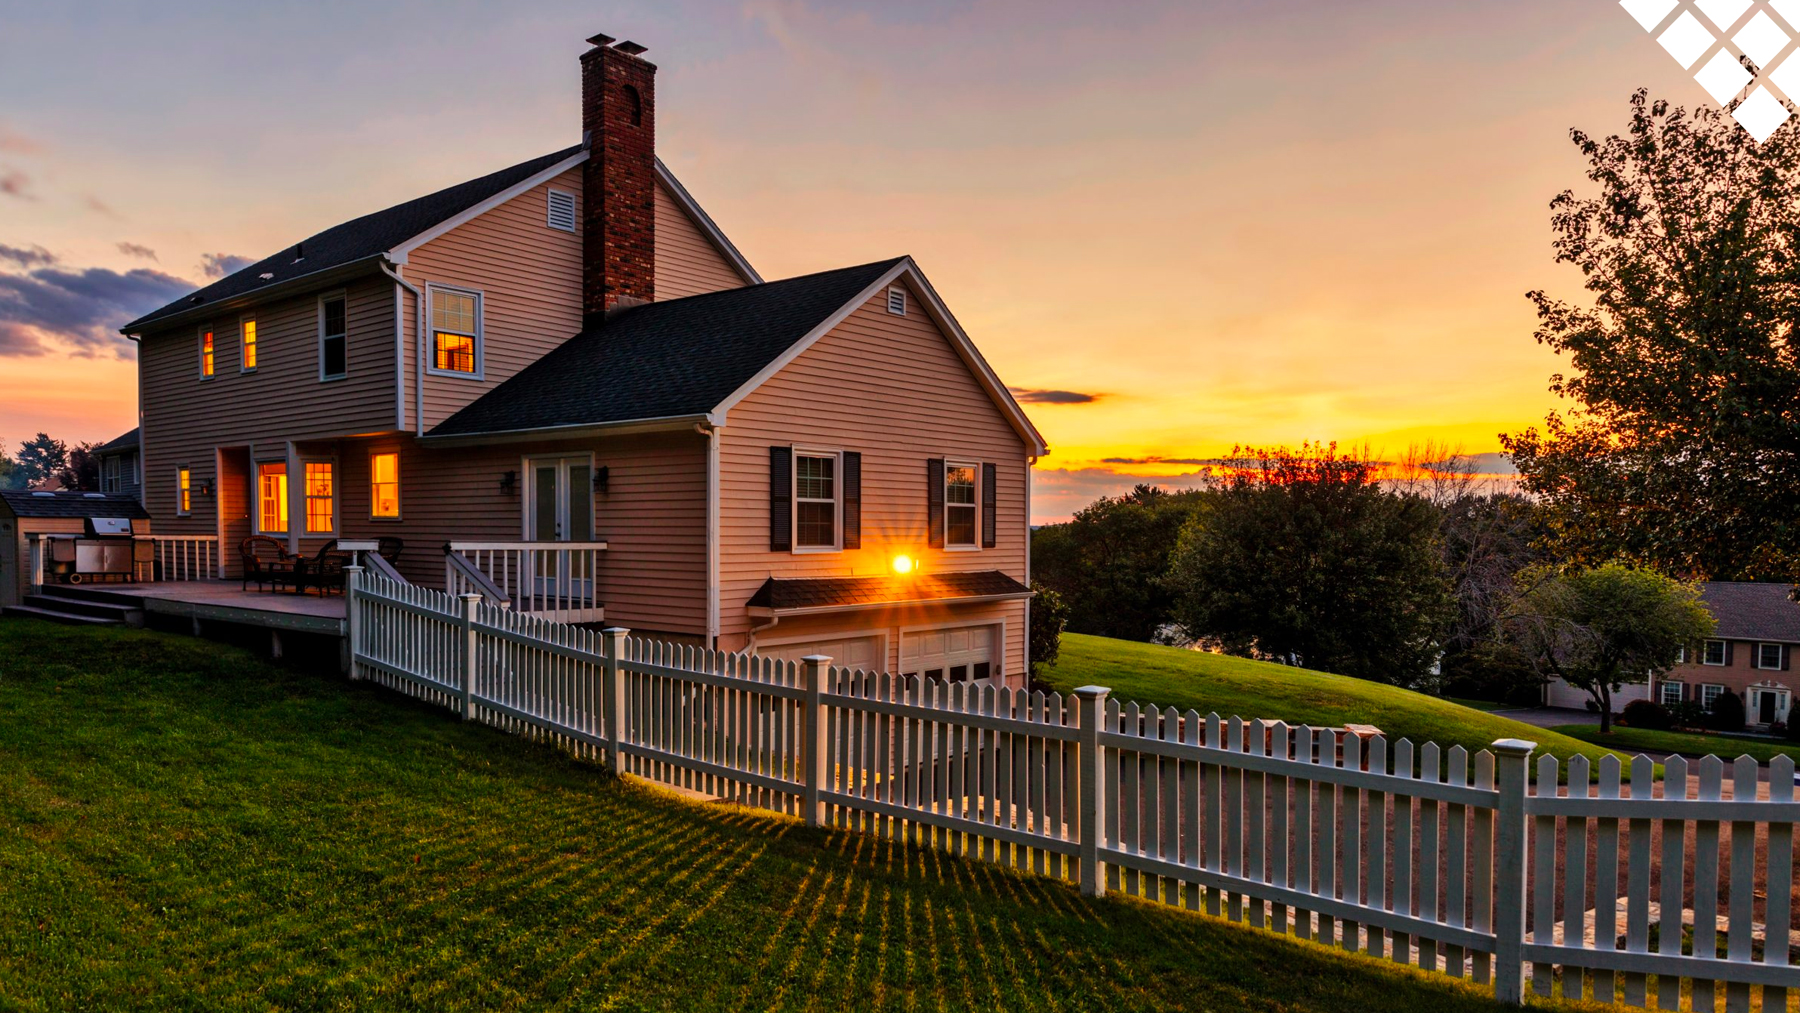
0,619,1573,1013
1038,634,1628,768
1552,724,1800,766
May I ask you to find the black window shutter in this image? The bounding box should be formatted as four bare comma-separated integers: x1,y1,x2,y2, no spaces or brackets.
927,458,945,548
1725,641,1735,666
1784,645,1791,671
842,452,862,550
981,462,998,548
770,446,792,552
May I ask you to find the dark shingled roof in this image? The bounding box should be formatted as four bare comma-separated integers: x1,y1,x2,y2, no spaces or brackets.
1701,582,1800,643
95,427,139,455
0,490,151,520
122,145,584,332
429,258,905,438
746,571,1031,612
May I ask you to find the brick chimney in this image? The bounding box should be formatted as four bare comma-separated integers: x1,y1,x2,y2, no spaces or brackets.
580,33,656,320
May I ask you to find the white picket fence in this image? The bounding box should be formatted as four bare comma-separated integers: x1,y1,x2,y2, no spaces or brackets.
343,568,1800,1008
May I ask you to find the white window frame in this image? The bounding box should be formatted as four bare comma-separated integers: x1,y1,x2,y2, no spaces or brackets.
102,457,119,494
791,446,842,554
943,460,981,551
254,459,289,535
198,324,216,380
1756,642,1785,670
1702,639,1728,666
130,452,139,487
300,457,339,537
1658,680,1684,707
425,283,484,380
239,313,258,373
546,188,577,233
318,290,348,382
175,465,191,517
368,449,402,522
1700,683,1726,712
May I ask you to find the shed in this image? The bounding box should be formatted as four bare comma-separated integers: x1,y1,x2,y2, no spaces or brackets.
0,491,152,606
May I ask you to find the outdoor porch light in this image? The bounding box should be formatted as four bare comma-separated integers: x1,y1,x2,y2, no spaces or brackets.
592,466,609,493
891,553,916,576
500,470,517,494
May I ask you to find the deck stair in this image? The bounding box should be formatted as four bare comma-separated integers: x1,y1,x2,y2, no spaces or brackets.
2,585,146,627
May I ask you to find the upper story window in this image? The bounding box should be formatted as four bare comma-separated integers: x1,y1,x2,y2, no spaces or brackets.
176,466,192,516
303,461,335,535
319,293,347,380
1757,642,1786,670
547,189,577,233
795,451,839,550
430,286,481,377
240,315,258,372
102,457,120,493
945,463,978,548
1703,639,1728,666
199,327,215,378
257,461,287,534
369,451,400,519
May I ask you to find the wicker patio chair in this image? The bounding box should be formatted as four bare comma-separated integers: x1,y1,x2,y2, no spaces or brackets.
239,536,297,592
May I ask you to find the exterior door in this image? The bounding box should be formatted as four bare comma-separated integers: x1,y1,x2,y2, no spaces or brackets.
525,457,594,602
1761,690,1779,724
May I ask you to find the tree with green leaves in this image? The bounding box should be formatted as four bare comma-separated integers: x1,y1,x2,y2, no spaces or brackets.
12,433,67,489
1164,444,1457,687
1027,581,1070,682
1505,563,1715,732
1503,90,1800,580
1030,485,1211,642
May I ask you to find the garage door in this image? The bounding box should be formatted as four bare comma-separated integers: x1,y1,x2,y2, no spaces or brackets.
902,624,999,684
758,634,885,672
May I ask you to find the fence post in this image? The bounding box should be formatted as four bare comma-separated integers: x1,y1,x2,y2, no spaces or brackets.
343,565,363,680
1075,685,1112,898
802,655,832,828
458,592,482,720
1491,737,1536,1005
602,627,630,777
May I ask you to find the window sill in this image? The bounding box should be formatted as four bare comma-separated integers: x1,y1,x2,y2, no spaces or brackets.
944,544,982,552
320,374,347,383
426,367,484,380
792,546,841,555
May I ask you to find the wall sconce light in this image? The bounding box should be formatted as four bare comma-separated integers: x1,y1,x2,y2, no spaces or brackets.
500,470,517,495
593,466,610,494
198,481,214,497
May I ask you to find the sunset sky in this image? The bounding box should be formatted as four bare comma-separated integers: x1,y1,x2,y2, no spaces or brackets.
0,1,1727,520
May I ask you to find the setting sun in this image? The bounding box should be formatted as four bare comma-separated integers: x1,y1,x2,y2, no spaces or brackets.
890,553,916,576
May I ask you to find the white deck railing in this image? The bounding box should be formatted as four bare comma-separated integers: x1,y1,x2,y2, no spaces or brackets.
138,535,219,581
444,541,608,622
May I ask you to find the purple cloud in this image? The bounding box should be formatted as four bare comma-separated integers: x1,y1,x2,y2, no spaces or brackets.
0,167,33,201
200,253,254,279
0,261,194,357
116,242,158,261
0,244,56,269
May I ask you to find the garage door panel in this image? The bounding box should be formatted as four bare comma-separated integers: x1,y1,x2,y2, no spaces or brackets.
902,624,1000,685
761,635,883,672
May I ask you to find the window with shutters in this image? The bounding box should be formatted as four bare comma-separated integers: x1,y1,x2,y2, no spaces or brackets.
428,285,482,377
794,450,839,550
1703,639,1728,666
1701,683,1725,711
945,462,978,548
319,292,347,380
1757,642,1785,669
547,189,577,232
1658,681,1684,707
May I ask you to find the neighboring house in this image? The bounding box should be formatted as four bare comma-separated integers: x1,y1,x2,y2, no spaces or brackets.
115,32,1046,685
95,428,142,500
1543,581,1796,728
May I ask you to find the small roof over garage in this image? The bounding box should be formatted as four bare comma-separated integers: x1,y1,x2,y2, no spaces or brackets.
747,571,1031,615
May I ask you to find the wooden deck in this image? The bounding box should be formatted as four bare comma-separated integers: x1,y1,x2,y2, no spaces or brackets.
103,581,347,635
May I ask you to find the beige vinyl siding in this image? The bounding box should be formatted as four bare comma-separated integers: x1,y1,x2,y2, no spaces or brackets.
654,180,749,299
138,275,397,541
404,167,586,430
716,277,1032,678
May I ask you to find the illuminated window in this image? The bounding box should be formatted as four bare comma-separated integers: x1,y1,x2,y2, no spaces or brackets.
320,294,347,379
258,461,288,534
199,327,215,378
430,287,480,375
370,452,400,519
945,463,978,548
240,316,258,371
794,452,838,549
176,466,191,516
304,461,335,534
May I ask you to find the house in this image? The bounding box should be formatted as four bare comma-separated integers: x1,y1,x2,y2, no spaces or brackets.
95,428,142,500
1542,581,1795,728
107,32,1046,685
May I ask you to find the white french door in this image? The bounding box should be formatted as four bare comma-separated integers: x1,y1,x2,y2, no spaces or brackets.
524,456,595,603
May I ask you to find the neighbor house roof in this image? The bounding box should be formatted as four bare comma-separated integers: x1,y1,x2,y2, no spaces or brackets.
428,258,907,439
95,428,139,455
0,490,151,520
1700,582,1800,643
746,571,1032,614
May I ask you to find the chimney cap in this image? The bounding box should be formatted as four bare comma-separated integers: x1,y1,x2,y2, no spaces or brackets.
586,33,616,47
614,40,648,55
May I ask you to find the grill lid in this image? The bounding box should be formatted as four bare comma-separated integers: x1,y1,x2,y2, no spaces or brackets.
87,518,133,535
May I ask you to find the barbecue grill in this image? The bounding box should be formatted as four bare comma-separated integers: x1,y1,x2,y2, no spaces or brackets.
45,515,152,584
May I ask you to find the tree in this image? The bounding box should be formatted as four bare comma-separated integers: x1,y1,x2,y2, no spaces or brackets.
1505,563,1715,732
0,439,18,491
59,441,101,492
1164,443,1457,687
1502,90,1800,580
1030,485,1211,642
12,433,67,489
1028,581,1070,682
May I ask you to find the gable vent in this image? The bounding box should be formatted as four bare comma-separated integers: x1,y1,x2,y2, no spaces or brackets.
547,189,577,233
887,287,907,316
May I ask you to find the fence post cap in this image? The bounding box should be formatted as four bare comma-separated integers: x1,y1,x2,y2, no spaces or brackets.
1490,738,1538,755
457,592,483,602
1072,685,1111,700
344,564,364,572
600,626,631,637
801,654,833,665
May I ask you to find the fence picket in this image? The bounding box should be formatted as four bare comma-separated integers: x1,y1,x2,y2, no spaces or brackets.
1420,742,1442,973
1532,753,1558,996
1392,739,1414,965
1623,755,1654,1008
1269,722,1290,933
1694,755,1724,1013
1446,745,1468,979
1594,755,1622,1003
1767,757,1795,1013
1725,756,1757,1013
1564,756,1591,1003
1367,735,1388,960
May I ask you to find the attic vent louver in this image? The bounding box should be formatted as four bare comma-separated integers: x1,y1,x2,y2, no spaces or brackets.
547,189,577,233
887,287,907,316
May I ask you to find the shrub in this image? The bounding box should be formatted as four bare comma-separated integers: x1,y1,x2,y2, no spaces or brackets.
1621,698,1674,731
1028,581,1069,680
1670,700,1707,732
1771,720,1789,738
1787,717,1800,742
1709,689,1746,732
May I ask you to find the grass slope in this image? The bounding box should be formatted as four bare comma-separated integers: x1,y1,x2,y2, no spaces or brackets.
1039,634,1626,766
0,619,1566,1013
1552,724,1800,766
